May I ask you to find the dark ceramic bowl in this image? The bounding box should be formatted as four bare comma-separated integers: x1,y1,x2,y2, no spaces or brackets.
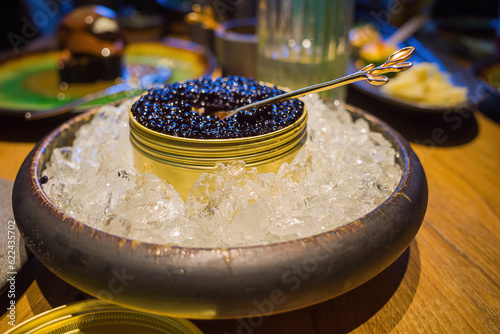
12,104,427,319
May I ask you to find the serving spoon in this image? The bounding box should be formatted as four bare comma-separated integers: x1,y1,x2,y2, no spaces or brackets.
215,46,415,119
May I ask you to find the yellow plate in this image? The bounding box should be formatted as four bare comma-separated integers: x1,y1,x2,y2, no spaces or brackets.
4,299,203,334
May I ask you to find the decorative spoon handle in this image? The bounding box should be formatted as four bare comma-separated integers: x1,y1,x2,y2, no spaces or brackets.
225,46,415,117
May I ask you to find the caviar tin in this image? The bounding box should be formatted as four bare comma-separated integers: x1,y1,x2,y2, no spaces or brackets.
129,102,307,200
4,299,202,334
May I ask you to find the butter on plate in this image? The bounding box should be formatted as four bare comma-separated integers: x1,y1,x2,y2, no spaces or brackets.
381,62,468,107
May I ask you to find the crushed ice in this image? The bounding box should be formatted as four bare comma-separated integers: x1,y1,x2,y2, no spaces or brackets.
42,95,402,247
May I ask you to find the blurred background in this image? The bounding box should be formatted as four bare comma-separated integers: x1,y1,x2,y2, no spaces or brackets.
0,0,256,53
0,0,499,121
1,0,498,59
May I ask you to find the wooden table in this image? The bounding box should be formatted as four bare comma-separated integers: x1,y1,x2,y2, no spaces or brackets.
0,87,499,333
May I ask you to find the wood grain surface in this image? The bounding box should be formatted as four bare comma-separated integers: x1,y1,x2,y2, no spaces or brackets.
0,87,499,333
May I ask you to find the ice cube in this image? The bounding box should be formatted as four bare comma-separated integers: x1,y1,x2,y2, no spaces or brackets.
42,94,402,247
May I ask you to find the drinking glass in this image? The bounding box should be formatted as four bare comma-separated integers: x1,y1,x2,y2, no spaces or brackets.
256,0,354,102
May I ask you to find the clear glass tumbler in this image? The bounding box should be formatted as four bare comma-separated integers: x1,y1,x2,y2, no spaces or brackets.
256,0,354,102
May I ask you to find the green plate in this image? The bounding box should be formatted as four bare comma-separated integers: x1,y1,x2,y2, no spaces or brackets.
0,37,216,116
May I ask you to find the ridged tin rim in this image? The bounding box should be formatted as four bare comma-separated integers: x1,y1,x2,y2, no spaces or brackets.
128,100,308,146
3,299,202,334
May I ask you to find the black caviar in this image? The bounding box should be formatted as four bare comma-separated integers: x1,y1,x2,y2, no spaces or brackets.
39,175,48,184
130,76,304,139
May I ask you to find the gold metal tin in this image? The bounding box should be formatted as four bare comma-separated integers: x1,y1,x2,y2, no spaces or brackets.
129,105,307,200
4,299,202,334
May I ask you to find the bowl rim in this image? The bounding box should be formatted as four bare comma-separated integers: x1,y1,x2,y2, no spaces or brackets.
28,101,413,252
214,17,258,43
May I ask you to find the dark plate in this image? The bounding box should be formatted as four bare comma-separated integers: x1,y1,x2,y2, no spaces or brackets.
471,55,500,98
12,104,427,319
0,37,216,117
470,55,500,122
350,25,479,114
